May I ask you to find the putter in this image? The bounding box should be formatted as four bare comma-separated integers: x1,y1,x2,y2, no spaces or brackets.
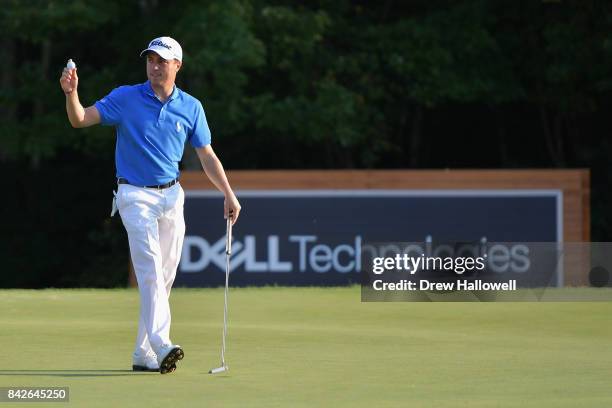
209,216,233,374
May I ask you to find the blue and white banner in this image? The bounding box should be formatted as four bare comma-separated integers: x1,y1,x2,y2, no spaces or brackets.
175,190,562,287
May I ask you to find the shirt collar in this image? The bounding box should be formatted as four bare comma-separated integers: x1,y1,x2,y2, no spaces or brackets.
143,80,180,102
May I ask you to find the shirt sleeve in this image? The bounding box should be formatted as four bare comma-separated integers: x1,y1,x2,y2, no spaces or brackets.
94,86,126,126
188,101,212,148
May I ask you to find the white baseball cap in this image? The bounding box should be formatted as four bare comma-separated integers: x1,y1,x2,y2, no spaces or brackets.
140,36,183,61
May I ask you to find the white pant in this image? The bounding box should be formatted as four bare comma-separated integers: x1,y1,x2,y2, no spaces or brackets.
116,182,185,356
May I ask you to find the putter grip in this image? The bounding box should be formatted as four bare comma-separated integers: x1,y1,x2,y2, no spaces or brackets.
226,218,232,255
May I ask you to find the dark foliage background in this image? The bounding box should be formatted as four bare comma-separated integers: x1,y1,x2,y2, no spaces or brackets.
1,0,610,287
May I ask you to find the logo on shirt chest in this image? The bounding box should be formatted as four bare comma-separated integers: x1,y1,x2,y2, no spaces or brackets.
176,121,182,133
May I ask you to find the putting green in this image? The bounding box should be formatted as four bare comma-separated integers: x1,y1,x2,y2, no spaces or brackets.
1,287,612,407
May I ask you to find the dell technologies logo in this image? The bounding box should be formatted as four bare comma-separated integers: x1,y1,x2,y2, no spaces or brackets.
180,235,534,275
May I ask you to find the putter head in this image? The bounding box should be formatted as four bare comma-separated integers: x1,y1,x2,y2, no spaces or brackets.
209,365,229,374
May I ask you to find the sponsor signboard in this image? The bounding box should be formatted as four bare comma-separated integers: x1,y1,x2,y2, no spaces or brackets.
175,190,562,287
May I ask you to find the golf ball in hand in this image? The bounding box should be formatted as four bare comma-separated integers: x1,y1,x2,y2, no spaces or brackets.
66,59,76,69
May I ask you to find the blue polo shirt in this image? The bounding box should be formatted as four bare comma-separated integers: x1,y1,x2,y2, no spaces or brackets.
95,81,211,186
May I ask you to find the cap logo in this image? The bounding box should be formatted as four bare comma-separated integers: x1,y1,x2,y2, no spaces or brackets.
150,40,172,50
140,37,182,61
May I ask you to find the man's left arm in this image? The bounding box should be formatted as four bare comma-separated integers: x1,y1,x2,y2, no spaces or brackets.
195,145,241,224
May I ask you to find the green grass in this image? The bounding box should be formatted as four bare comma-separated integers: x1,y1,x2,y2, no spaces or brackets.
1,287,612,407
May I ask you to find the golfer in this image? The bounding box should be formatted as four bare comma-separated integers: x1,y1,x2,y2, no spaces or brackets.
59,36,241,374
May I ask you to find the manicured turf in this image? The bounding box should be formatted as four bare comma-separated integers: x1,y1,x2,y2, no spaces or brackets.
1,287,612,407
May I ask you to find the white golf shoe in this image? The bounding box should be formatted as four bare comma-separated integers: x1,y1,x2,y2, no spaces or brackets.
157,344,184,375
132,350,160,372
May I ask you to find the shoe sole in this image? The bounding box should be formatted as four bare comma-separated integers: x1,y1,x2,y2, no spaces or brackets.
160,347,184,375
132,364,158,372
132,364,176,373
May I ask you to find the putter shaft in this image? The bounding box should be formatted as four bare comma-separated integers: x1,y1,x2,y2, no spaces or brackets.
210,217,232,374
